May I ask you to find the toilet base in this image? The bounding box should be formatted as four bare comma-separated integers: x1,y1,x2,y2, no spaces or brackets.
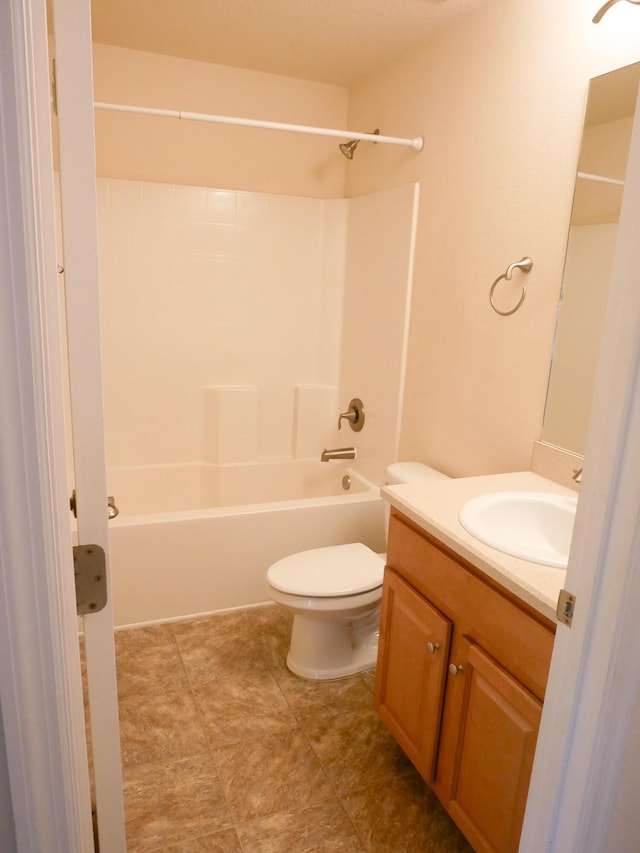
286,612,379,680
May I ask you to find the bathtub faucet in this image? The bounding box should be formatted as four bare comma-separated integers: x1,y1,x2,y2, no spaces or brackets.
321,446,357,462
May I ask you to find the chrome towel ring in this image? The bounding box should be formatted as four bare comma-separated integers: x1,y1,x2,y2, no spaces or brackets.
489,257,533,316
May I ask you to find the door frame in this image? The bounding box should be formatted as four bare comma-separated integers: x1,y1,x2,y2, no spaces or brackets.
2,1,640,851
50,0,127,845
0,0,94,849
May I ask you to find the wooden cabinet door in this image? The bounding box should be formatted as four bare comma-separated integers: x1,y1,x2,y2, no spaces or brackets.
439,639,542,853
374,568,451,782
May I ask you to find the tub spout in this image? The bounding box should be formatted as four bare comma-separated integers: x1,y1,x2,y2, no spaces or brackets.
321,447,357,462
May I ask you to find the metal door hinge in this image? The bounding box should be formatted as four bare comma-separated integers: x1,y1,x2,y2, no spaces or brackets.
556,588,576,627
73,544,107,615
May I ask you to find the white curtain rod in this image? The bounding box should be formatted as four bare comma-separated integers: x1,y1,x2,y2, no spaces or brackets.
93,101,424,152
577,171,625,186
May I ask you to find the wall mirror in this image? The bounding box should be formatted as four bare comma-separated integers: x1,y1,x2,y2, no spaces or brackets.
542,61,640,456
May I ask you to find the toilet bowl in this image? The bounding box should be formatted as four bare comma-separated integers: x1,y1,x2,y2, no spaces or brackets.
266,463,450,680
267,543,384,680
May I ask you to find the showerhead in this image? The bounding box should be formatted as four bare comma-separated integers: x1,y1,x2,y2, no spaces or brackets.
339,129,380,160
339,139,359,159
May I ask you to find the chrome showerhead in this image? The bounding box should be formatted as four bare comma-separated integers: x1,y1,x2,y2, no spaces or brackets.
339,129,379,160
339,139,359,159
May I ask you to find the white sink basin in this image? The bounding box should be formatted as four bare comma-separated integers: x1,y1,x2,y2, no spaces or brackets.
458,492,577,568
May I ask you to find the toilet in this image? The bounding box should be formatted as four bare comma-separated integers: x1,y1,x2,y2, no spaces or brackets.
266,462,450,680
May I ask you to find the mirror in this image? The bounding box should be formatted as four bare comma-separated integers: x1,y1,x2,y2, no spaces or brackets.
542,61,640,456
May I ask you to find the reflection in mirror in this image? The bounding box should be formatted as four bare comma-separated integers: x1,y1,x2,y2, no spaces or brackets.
542,62,640,455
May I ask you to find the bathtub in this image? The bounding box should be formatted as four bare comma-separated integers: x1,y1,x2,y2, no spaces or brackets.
107,461,386,627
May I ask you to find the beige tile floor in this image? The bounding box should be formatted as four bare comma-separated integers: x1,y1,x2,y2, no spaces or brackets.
107,604,474,852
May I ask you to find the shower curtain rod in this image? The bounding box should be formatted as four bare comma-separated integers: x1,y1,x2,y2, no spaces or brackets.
93,101,424,152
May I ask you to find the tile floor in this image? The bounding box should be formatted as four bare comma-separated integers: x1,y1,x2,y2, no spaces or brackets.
106,604,473,852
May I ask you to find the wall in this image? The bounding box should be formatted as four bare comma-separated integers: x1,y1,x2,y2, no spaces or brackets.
91,44,349,197
97,178,347,470
344,0,640,476
91,3,640,482
97,178,417,496
337,183,419,484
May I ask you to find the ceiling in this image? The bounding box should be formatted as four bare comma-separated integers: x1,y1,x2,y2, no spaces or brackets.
88,0,490,87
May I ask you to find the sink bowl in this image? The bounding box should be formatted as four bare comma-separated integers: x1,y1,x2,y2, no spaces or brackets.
458,492,577,568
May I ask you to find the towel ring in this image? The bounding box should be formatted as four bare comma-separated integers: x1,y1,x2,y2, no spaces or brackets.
489,257,533,316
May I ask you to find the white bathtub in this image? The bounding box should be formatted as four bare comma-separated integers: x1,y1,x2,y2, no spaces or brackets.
107,461,386,627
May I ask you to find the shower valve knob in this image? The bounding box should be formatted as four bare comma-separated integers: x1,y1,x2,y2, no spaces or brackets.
337,398,365,432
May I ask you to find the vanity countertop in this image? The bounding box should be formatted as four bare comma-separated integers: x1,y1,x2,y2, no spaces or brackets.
381,471,577,622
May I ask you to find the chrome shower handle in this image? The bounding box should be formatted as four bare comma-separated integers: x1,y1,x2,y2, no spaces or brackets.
337,398,365,432
338,409,357,428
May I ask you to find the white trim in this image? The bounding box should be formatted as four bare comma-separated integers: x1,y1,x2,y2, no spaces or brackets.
394,183,421,460
577,170,625,186
0,0,93,851
51,0,127,846
520,78,640,852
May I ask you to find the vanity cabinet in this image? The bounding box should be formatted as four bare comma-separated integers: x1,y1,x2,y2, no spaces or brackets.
374,510,556,853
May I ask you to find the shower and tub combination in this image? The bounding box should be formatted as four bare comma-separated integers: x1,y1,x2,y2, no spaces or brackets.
98,113,422,641
108,458,385,627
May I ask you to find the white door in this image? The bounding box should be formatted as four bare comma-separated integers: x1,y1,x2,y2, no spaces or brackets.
50,0,127,849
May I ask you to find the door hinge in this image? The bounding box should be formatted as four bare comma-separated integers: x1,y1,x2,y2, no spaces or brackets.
556,588,576,627
73,544,107,615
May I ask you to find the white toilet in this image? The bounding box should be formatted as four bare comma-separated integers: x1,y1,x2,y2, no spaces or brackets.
266,462,449,680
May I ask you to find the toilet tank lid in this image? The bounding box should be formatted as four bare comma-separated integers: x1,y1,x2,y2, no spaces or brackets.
385,462,450,485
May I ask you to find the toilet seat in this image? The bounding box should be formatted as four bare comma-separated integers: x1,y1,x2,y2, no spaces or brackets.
267,543,384,597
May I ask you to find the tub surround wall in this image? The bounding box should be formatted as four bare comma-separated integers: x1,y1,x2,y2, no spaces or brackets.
293,385,340,458
98,178,416,492
203,386,259,464
97,179,347,469
106,459,371,516
336,184,419,485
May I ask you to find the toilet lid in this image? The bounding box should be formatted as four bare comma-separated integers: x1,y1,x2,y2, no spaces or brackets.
267,543,384,597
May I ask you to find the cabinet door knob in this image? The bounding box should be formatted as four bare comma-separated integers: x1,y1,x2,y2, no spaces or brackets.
426,641,441,654
448,663,464,677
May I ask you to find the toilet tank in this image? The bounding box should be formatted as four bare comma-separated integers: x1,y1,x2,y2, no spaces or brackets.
383,462,450,545
385,462,450,485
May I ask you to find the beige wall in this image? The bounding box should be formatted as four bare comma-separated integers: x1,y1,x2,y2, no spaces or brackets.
90,2,640,480
92,44,349,197
344,0,640,476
